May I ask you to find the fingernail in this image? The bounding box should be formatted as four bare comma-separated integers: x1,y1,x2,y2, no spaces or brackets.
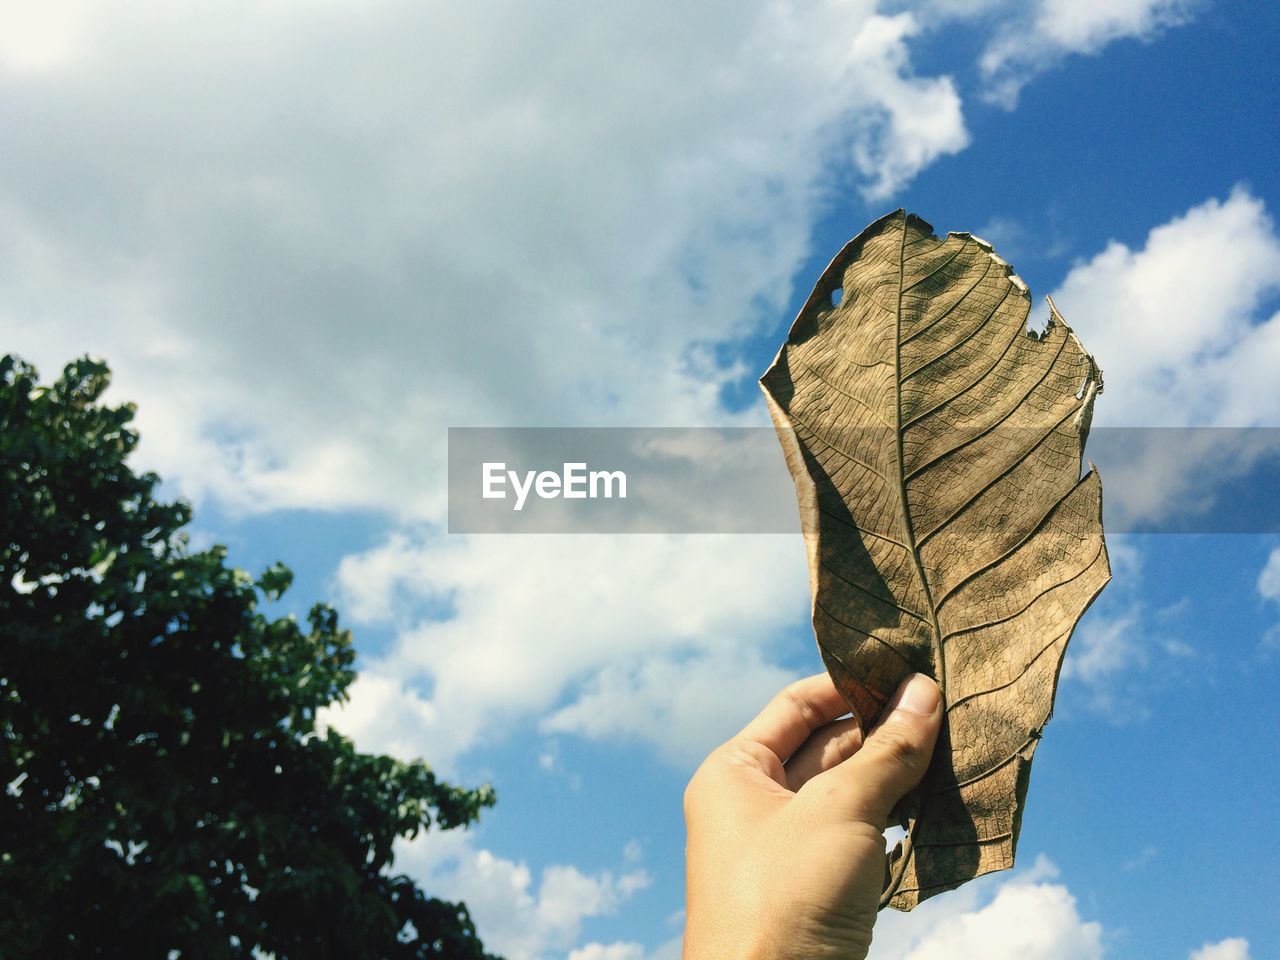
892,674,940,717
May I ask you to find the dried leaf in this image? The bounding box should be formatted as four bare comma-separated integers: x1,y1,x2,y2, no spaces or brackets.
760,210,1111,910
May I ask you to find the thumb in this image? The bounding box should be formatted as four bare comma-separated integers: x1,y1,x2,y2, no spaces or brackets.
812,673,942,829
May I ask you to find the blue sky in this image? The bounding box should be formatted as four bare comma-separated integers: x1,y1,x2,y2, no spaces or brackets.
3,1,1280,958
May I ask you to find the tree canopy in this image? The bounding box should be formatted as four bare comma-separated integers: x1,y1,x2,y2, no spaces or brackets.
0,355,497,958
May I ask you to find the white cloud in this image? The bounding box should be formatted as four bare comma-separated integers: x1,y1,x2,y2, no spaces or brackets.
542,848,1240,960
845,14,969,200
1042,188,1280,531
1258,547,1280,602
1057,538,1193,714
568,940,681,960
567,945,645,960
1051,187,1280,429
1086,428,1280,531
321,533,811,770
1031,0,1194,49
869,856,1103,960
1061,607,1143,696
1190,938,1252,960
331,532,455,626
0,0,976,784
0,8,1243,958
1122,844,1158,871
540,646,796,766
319,670,439,765
1059,539,1144,702
0,1,90,71
394,831,649,960
1258,546,1280,649
980,0,1201,107
0,0,968,521
899,883,1103,960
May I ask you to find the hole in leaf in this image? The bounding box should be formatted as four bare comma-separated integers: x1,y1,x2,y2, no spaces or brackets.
884,823,908,850
1026,304,1051,339
830,287,844,307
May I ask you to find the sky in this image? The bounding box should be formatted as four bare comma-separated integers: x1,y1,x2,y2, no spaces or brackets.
3,0,1280,957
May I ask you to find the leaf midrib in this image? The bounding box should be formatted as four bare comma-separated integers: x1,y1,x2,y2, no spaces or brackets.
882,211,947,909
890,213,945,681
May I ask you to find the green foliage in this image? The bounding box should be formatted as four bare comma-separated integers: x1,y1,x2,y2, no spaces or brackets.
0,356,498,959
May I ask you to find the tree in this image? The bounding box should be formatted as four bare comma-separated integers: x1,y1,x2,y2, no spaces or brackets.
0,355,498,959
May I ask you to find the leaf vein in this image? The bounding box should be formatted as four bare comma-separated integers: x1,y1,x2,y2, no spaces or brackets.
819,559,929,624
933,470,1094,612
916,404,1082,548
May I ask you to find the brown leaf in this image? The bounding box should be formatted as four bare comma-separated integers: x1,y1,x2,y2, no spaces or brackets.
760,210,1111,911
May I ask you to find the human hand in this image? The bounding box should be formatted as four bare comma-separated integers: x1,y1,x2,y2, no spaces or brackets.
682,672,942,960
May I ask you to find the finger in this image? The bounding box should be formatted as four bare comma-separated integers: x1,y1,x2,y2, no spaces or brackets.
806,673,941,828
736,673,853,763
784,716,863,792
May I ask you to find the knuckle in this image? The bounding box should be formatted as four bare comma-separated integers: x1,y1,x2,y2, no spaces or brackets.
781,683,821,730
723,737,772,769
834,724,864,762
872,724,927,773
